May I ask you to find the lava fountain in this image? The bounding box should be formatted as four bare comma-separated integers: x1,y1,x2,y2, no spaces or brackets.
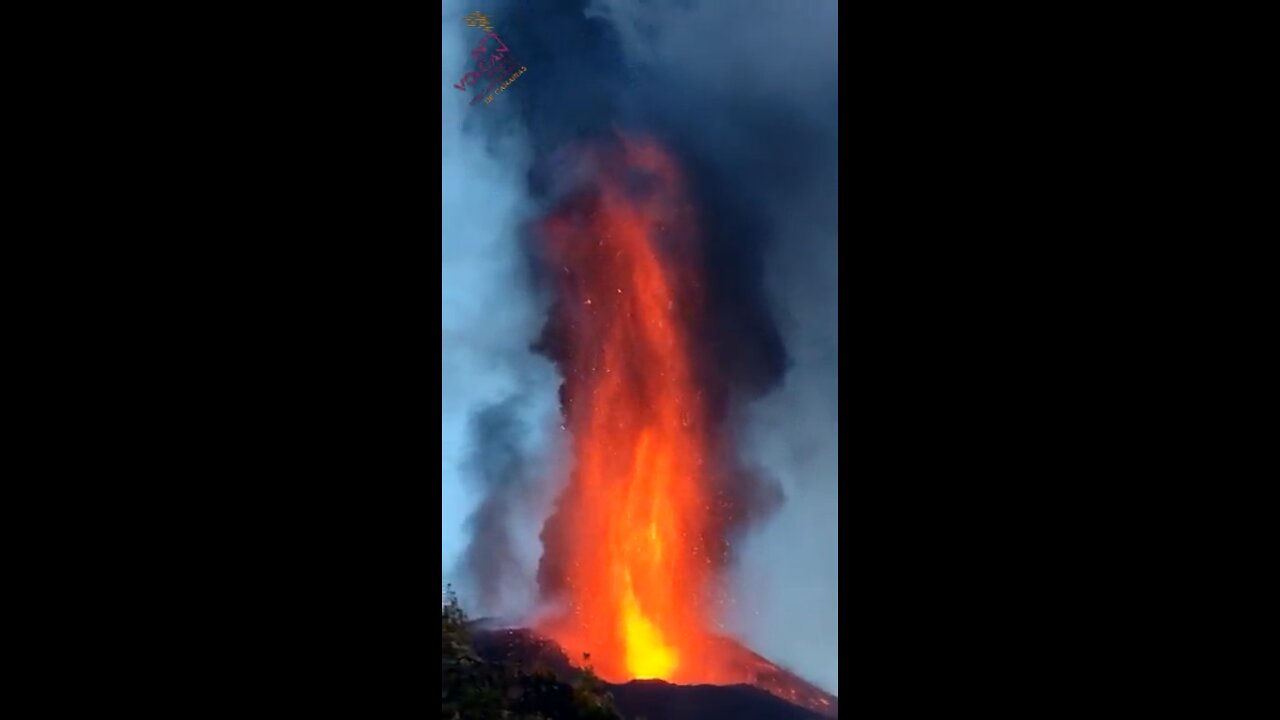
535,135,740,685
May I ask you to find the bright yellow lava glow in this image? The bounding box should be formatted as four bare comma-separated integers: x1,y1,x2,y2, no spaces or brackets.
621,579,679,679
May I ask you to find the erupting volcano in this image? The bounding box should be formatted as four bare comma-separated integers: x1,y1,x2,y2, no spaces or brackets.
535,135,737,685
502,134,836,718
445,2,840,716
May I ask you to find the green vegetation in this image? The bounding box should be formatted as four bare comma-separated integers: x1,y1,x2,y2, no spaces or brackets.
442,588,623,720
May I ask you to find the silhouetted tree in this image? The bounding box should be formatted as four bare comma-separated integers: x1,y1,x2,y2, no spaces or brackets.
442,586,622,720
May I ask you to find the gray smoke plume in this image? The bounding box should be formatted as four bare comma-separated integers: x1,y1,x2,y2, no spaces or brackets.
458,397,534,615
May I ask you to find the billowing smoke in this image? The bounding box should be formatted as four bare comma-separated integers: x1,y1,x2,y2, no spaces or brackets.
458,397,538,617
443,0,839,692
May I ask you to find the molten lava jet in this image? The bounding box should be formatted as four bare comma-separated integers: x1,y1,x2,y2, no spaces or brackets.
535,136,740,685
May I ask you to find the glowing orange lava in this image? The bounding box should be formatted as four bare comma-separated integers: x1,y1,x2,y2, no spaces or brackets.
537,136,739,684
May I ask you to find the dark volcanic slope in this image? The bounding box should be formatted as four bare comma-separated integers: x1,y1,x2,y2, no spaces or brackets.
470,624,837,720
609,680,827,720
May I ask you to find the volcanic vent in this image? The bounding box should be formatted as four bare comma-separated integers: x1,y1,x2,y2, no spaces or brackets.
519,135,835,716
471,623,839,720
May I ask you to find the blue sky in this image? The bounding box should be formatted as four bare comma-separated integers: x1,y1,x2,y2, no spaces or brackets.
442,2,521,576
